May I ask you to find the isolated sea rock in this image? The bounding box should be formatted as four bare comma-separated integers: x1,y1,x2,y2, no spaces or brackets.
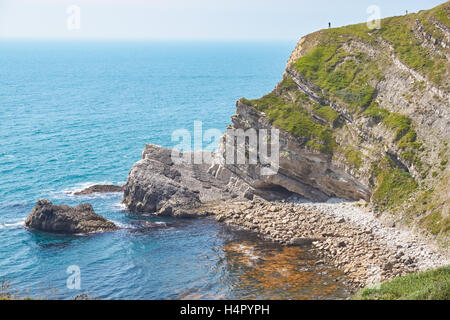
74,184,124,195
25,199,118,234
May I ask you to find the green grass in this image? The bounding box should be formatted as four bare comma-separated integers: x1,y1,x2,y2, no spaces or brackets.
398,130,418,149
278,77,297,90
371,159,418,209
377,16,434,74
363,103,422,168
382,112,412,141
373,3,448,85
312,104,339,125
364,105,417,147
293,46,380,113
344,146,363,169
354,266,450,300
324,22,376,42
414,5,449,83
390,6,447,84
434,4,450,26
241,93,337,154
420,210,445,235
291,2,448,90
405,171,450,238
363,102,390,121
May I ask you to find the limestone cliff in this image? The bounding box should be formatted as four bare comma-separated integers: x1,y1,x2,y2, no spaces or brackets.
123,2,449,244
240,2,450,243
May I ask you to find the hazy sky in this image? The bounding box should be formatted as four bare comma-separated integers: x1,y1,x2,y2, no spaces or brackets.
0,0,444,40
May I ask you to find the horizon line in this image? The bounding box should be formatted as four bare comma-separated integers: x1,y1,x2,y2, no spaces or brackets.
0,36,301,42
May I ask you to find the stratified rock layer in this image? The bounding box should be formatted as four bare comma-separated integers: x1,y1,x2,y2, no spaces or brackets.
209,101,372,202
121,3,449,289
122,144,236,217
123,3,449,241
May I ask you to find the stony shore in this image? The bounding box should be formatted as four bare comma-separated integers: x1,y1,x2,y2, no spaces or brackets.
204,196,450,290
121,144,449,291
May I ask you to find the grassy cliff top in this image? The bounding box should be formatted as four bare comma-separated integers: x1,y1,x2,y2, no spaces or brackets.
240,2,449,242
291,1,449,88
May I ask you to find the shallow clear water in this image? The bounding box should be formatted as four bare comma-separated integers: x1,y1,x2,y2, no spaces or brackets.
0,40,349,299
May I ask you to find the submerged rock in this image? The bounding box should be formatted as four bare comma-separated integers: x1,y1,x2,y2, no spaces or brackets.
25,199,118,234
74,184,124,195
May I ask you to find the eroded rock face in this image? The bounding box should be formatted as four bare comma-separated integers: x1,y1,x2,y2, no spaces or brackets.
209,101,371,202
122,144,236,217
122,3,449,226
25,199,118,234
122,103,372,217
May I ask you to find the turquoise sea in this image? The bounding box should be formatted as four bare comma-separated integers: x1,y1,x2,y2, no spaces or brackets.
0,40,350,299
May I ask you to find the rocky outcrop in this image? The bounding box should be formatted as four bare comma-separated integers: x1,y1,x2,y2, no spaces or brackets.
119,3,449,290
122,137,325,216
74,184,124,195
209,101,371,202
25,199,118,234
122,3,449,244
122,144,238,217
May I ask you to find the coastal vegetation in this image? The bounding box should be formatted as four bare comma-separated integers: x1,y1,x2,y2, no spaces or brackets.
372,166,418,209
241,2,449,241
406,172,450,244
1,1,448,303
354,266,450,300
344,147,363,169
293,46,380,113
242,92,337,154
113,1,450,300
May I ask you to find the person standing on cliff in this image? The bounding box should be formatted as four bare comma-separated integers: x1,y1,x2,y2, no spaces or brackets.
328,22,331,28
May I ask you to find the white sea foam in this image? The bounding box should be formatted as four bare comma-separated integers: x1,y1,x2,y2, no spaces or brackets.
110,220,131,229
0,218,26,230
2,154,16,160
236,244,260,263
61,181,115,195
50,181,125,200
112,202,128,211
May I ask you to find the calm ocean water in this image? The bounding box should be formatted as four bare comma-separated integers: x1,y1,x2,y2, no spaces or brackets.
0,40,349,299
